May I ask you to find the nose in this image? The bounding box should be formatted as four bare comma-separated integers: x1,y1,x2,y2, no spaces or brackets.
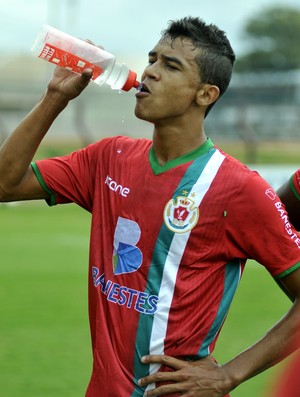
142,62,160,81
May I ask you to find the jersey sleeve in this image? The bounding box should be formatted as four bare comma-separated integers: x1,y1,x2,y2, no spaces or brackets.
32,140,104,212
225,170,300,278
290,169,300,200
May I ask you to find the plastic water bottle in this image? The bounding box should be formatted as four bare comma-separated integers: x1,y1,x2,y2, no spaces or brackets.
31,24,140,91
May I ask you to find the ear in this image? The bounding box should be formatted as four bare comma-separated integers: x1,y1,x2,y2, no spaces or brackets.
196,84,220,108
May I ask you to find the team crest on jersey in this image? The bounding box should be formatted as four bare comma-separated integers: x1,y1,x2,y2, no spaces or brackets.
163,196,199,233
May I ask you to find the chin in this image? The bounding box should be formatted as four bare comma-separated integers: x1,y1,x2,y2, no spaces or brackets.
134,107,152,122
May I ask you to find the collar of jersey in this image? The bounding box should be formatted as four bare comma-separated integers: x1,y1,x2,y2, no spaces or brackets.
149,138,214,175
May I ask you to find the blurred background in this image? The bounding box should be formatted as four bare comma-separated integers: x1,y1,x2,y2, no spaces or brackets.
1,0,300,176
0,1,299,396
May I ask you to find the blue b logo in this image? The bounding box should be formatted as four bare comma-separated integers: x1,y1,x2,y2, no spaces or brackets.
113,217,143,275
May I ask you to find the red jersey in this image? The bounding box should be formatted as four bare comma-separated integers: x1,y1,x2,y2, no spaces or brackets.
32,136,300,396
291,169,300,198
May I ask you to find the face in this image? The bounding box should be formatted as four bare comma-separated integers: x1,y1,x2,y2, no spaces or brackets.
134,36,203,124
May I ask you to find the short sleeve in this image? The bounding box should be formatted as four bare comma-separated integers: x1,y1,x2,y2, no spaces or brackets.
225,171,300,278
32,141,102,212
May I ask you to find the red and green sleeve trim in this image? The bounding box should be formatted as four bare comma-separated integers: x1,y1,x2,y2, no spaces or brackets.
290,170,300,200
275,261,300,280
31,162,57,206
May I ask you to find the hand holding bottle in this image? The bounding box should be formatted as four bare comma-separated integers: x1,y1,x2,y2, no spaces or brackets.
46,59,93,103
32,25,139,91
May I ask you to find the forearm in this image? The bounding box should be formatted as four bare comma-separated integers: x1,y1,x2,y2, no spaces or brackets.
0,91,68,193
0,66,92,200
223,298,300,390
138,299,300,396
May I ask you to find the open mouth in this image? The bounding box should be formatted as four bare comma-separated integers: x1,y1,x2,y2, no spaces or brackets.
137,82,150,94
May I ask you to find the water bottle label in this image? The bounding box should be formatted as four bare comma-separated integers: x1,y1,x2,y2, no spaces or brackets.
37,43,103,80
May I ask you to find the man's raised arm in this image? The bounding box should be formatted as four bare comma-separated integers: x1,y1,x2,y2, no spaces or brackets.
0,67,92,202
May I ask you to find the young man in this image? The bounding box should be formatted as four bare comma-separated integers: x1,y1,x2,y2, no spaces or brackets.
268,170,300,397
277,169,300,230
1,17,300,397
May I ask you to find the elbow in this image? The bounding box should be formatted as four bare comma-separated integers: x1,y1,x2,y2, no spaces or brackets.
0,184,16,202
0,185,7,202
0,191,10,203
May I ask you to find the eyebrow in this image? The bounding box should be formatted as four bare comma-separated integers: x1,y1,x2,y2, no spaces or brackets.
148,51,184,67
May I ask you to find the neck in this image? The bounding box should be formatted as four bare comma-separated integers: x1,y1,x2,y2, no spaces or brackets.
152,124,207,166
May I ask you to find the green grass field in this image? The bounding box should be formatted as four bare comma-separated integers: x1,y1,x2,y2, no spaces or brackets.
0,201,294,396
0,203,91,396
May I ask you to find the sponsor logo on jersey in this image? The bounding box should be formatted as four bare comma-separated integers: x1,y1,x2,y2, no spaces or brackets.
163,196,199,233
265,187,277,200
113,217,143,275
265,188,300,249
105,175,130,197
92,267,158,315
274,201,300,249
91,216,158,314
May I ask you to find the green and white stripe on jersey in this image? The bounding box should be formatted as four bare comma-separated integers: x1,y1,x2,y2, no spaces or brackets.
131,147,228,395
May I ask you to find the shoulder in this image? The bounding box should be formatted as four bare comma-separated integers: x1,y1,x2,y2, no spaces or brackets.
210,147,278,216
77,136,152,163
215,146,265,188
90,136,152,152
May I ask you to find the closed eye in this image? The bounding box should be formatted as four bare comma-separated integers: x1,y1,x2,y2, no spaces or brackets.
147,60,178,71
147,59,156,66
166,63,179,71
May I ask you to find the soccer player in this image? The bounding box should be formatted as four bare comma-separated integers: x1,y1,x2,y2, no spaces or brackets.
266,170,300,397
277,169,300,230
1,17,300,397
